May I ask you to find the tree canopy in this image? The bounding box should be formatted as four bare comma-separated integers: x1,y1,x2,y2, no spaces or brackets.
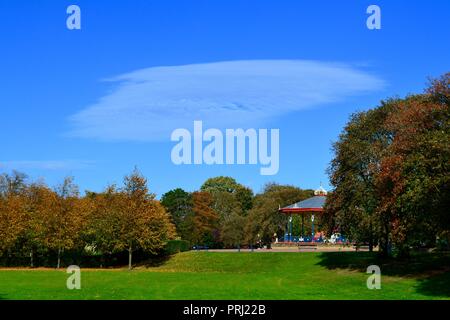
325,73,450,256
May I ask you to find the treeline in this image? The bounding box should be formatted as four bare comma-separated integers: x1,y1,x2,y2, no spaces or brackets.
160,177,314,250
0,169,175,269
324,73,450,257
0,170,314,268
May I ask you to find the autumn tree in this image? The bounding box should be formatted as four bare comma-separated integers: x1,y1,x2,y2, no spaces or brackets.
376,73,450,256
324,102,393,252
327,73,450,257
92,169,176,270
0,193,27,259
84,185,123,264
22,183,53,267
34,177,85,268
191,191,219,247
0,171,28,260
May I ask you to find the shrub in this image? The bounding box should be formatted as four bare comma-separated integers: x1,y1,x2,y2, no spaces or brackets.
164,240,190,255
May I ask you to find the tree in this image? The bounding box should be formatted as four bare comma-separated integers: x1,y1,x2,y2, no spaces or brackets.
160,188,193,240
200,176,254,213
117,192,176,269
200,176,240,194
325,103,393,253
376,73,450,256
191,192,219,246
235,185,254,212
212,191,242,222
33,178,85,268
23,183,54,267
199,176,254,247
56,176,79,198
221,213,246,251
0,171,28,263
0,194,26,257
326,73,450,257
0,170,28,197
84,185,122,265
91,169,176,270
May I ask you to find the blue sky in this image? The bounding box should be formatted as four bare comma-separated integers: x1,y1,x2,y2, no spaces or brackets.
0,0,449,197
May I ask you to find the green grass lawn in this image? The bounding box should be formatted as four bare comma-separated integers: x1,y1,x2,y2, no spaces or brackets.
0,251,449,300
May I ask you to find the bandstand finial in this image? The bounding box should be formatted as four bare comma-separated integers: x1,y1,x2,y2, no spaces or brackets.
314,184,327,196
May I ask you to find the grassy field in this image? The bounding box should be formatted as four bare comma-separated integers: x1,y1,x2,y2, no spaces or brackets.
0,251,449,300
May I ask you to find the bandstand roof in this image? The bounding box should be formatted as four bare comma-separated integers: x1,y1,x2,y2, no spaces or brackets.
279,186,327,214
279,195,326,213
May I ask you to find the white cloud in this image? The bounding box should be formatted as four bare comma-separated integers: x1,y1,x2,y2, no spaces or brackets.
0,160,93,171
68,60,385,141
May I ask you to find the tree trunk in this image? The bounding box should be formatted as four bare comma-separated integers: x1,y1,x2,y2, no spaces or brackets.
380,228,390,258
57,248,61,269
30,249,34,268
128,246,132,271
237,244,240,252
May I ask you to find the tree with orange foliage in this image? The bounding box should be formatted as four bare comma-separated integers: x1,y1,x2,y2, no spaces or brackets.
327,73,449,257
0,194,27,258
33,178,86,268
88,169,176,270
191,191,219,247
376,73,450,256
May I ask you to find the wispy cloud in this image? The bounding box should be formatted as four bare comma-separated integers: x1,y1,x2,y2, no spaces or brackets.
68,60,385,141
0,160,94,171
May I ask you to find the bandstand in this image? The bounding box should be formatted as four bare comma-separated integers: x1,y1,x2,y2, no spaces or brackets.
278,186,327,243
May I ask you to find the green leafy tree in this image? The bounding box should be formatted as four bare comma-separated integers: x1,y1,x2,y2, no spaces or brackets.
200,176,241,194
221,213,246,251
160,188,193,241
200,176,254,213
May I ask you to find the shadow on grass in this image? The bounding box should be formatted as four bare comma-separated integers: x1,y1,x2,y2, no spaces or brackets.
316,251,450,298
415,271,450,298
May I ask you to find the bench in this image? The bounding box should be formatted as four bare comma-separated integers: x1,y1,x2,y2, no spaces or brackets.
297,243,318,251
352,245,370,251
193,245,209,251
